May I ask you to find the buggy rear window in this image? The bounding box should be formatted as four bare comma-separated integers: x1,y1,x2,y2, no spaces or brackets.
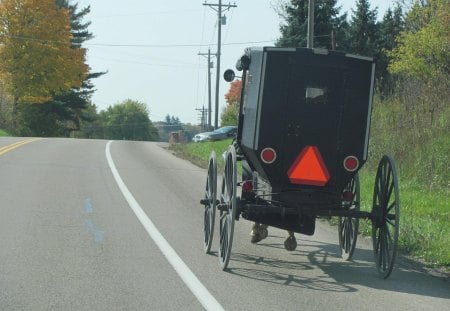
305,87,327,105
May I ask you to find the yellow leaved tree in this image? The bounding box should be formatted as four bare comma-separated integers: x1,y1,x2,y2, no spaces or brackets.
0,0,88,114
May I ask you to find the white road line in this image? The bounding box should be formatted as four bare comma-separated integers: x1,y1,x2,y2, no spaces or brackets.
105,141,224,311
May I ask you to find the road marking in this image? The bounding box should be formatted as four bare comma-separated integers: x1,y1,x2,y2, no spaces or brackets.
0,138,42,156
105,141,224,311
83,198,104,244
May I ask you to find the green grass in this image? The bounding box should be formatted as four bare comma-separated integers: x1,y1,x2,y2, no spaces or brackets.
0,129,11,137
357,165,449,268
171,140,450,269
171,139,233,172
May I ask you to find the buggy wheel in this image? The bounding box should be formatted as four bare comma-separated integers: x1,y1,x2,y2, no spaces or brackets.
338,173,360,261
203,152,217,253
372,155,400,279
218,145,237,270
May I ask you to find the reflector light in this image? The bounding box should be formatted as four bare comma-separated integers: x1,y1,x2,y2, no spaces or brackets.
342,191,354,202
242,181,253,193
287,146,330,186
261,148,276,164
343,156,359,172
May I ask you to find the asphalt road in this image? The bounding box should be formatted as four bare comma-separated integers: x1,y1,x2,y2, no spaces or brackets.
0,138,448,310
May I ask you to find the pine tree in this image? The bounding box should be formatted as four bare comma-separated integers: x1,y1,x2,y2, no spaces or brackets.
276,0,348,50
347,0,379,56
44,1,105,135
377,5,404,95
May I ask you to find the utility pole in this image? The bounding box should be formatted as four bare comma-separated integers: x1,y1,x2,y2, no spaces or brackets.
203,1,237,129
307,0,315,48
198,48,216,130
195,106,208,129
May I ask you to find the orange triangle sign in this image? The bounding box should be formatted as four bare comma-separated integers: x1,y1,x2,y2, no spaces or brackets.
287,146,330,186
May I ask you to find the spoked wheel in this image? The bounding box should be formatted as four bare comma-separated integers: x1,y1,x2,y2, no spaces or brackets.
372,155,400,279
338,173,360,261
203,151,217,253
218,145,237,270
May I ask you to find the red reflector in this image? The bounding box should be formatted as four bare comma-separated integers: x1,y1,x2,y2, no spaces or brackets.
287,146,330,186
343,156,359,172
342,190,354,202
242,181,253,193
261,148,276,164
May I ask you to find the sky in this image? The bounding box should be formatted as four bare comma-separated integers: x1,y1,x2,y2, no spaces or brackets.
77,0,394,125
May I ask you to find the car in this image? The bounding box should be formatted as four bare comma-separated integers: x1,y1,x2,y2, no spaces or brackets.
192,126,237,142
192,131,213,142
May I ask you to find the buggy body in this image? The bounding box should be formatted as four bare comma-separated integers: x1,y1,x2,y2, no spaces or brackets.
236,47,375,235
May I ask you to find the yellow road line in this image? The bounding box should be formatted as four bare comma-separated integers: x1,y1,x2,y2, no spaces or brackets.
0,138,43,156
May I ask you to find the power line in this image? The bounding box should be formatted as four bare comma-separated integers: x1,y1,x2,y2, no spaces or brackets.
86,40,271,48
1,34,273,48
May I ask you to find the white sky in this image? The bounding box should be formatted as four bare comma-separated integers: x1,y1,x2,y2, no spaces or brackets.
77,0,394,125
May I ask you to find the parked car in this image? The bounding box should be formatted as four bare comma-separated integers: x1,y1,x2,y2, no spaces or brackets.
192,131,213,142
192,126,237,142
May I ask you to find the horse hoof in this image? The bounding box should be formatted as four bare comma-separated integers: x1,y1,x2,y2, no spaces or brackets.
261,228,268,239
284,236,297,251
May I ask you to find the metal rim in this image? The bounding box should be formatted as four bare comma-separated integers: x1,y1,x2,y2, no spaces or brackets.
338,173,360,261
218,145,237,270
372,155,400,279
203,151,217,253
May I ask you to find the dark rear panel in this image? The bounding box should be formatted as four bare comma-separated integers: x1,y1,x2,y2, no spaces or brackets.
240,47,375,194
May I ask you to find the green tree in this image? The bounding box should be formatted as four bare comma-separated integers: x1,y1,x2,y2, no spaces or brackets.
388,0,449,80
50,1,105,135
377,5,404,95
276,0,348,49
100,99,159,141
347,0,379,56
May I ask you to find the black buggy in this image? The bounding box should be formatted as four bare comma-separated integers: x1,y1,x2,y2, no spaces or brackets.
201,47,400,279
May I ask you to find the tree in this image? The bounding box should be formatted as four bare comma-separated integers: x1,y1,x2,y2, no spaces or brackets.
48,1,105,135
100,99,159,141
221,80,241,126
0,0,88,111
377,5,404,95
388,0,449,80
275,0,348,50
347,0,379,56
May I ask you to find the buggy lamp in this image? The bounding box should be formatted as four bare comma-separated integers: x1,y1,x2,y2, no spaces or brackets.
343,156,359,172
242,180,253,193
223,69,235,82
260,148,277,164
287,146,330,186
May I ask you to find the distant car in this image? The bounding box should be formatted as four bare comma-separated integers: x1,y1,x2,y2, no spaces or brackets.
192,131,213,142
192,126,237,142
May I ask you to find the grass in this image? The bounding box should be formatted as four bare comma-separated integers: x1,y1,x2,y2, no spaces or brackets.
171,139,233,172
0,129,11,137
357,165,449,268
171,140,450,270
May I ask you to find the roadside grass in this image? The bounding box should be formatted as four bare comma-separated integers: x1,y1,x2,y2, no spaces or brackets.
0,129,11,137
171,140,449,270
171,139,233,172
357,165,449,268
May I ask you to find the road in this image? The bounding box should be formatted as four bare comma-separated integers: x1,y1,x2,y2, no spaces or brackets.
0,138,448,310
